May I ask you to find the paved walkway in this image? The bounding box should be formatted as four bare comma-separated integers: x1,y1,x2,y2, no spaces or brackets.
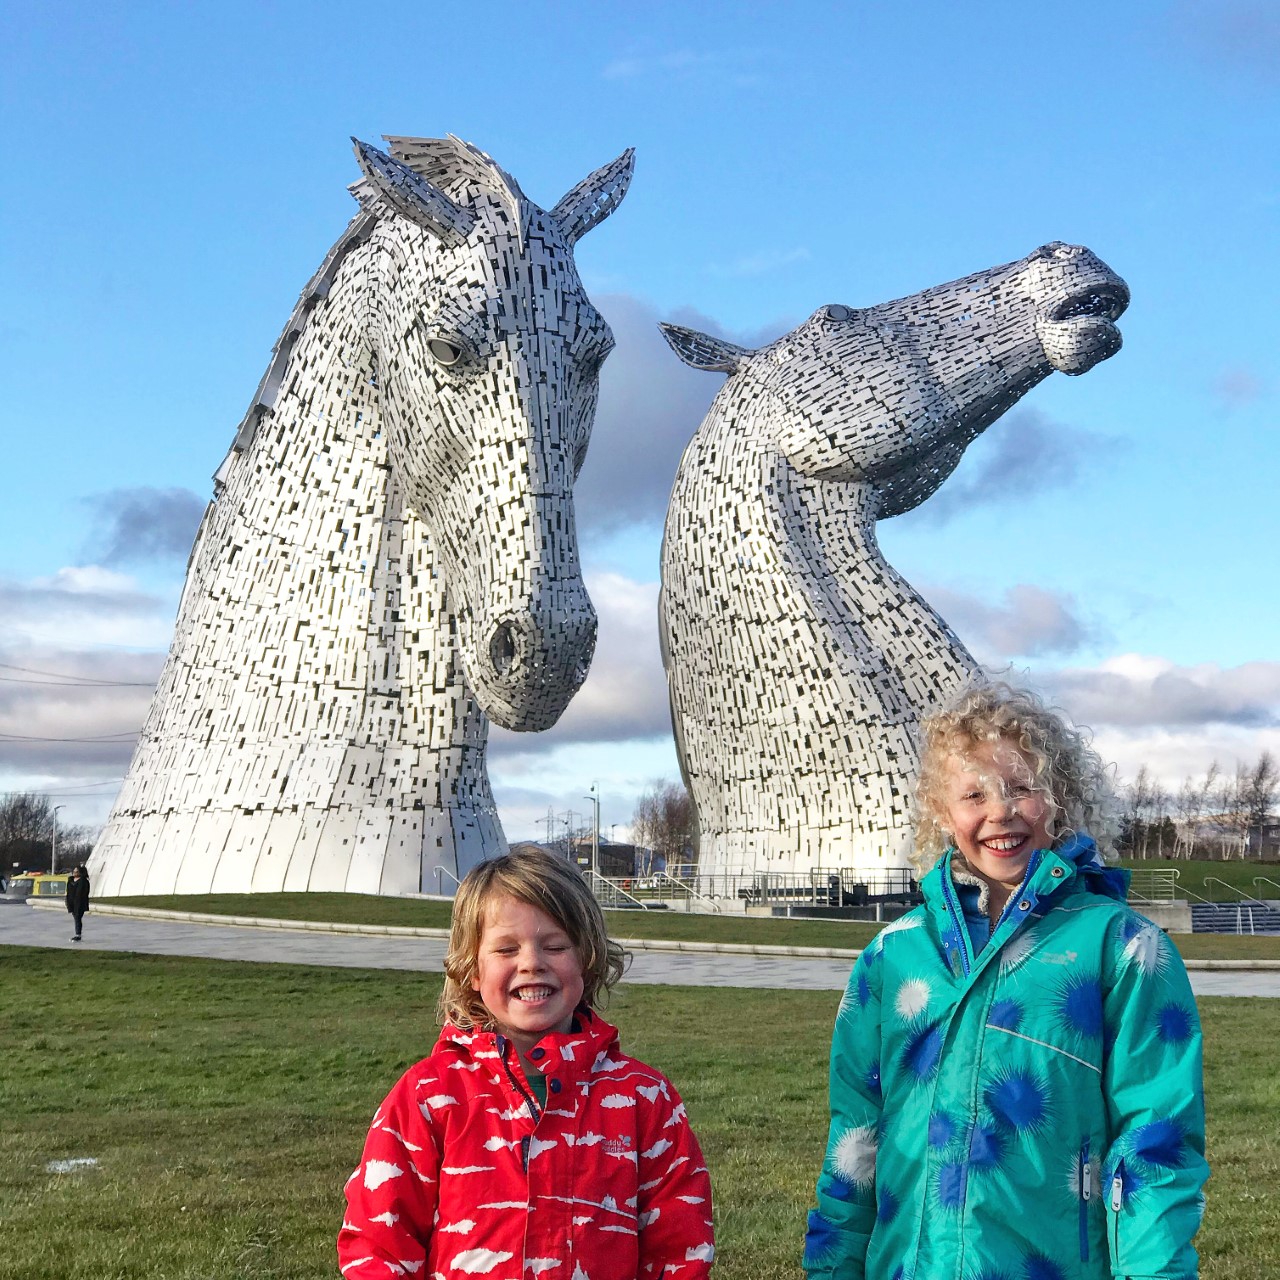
4,900,1279,996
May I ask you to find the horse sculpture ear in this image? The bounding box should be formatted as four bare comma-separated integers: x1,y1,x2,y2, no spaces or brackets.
351,138,475,245
659,323,753,375
550,148,636,244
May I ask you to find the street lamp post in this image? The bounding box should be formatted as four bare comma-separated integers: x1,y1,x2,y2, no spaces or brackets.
583,785,600,879
50,805,65,875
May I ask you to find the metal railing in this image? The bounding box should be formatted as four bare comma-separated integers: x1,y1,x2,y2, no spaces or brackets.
1127,868,1179,903
586,870,653,910
1252,876,1280,898
1201,878,1264,935
433,866,461,896
1202,877,1267,907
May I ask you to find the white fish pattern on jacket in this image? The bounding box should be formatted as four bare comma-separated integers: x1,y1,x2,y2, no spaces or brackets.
92,134,633,897
659,243,1128,877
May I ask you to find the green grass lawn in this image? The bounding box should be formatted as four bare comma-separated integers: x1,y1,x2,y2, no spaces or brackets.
0,947,1276,1279
100,891,1280,960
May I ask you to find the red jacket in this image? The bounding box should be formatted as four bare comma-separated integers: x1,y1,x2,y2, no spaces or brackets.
338,1008,715,1280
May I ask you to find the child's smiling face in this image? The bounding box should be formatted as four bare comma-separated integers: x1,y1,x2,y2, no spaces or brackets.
943,738,1053,894
471,894,585,1058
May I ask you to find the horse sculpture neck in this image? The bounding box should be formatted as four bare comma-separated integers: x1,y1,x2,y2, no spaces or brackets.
660,243,1129,879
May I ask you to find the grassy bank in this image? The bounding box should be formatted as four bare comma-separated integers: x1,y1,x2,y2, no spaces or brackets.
1,947,1276,1279
100,892,1280,960
1120,857,1280,901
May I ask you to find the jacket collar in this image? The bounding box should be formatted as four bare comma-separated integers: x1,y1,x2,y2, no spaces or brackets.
435,1005,622,1081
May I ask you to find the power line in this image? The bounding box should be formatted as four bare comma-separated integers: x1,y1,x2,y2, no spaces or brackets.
0,662,154,688
0,732,138,743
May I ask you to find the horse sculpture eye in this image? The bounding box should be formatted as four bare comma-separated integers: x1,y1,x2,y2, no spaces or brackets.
427,337,464,367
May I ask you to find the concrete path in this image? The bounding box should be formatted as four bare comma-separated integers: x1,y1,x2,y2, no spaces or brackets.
4,899,1279,996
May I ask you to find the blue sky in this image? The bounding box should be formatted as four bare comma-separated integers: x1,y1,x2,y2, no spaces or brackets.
2,0,1277,838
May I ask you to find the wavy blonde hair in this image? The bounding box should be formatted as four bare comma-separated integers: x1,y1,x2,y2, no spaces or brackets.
912,679,1117,875
438,849,627,1030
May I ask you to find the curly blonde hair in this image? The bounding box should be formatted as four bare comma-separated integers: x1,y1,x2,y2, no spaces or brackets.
438,849,627,1030
912,679,1117,875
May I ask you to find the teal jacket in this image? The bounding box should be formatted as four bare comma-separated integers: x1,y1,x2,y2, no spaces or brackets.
804,838,1208,1280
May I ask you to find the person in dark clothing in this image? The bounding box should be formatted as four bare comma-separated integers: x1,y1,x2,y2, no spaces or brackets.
66,865,90,941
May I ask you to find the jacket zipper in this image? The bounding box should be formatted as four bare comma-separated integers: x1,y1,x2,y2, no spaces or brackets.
939,871,972,977
500,1047,541,1171
1109,1159,1124,1265
1078,1138,1091,1262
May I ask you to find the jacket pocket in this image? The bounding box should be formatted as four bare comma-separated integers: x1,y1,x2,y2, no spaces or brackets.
1078,1138,1091,1263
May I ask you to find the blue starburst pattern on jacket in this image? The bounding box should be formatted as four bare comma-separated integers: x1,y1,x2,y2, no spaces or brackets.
938,1160,967,1210
1129,1118,1187,1169
857,969,872,1008
877,1184,900,1224
1157,1001,1194,1044
987,998,1023,1031
968,1122,1004,1169
1120,915,1145,943
928,1111,955,1148
1059,972,1104,1039
902,1023,943,1081
803,1210,839,1264
1024,1254,1068,1280
985,1069,1050,1133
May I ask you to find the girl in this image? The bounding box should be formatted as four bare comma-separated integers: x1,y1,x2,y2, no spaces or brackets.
804,681,1208,1280
339,850,715,1280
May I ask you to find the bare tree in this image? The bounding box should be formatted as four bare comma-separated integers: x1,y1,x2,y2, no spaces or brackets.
631,780,698,871
0,793,91,874
1174,761,1219,859
1242,751,1278,856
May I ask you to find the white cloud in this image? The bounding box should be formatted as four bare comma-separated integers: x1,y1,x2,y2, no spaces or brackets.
0,566,176,651
707,247,811,279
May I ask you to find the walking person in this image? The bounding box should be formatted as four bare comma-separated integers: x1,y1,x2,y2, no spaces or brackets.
66,864,90,941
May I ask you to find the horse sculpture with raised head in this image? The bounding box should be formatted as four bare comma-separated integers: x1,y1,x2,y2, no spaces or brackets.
659,242,1128,880
92,134,633,897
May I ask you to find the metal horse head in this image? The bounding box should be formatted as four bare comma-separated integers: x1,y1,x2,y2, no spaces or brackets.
353,135,633,731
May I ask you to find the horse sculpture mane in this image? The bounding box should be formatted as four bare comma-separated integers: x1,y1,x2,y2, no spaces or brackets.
92,134,633,898
659,243,1129,882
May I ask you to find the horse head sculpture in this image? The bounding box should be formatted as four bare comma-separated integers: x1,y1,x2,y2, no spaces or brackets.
659,243,1128,878
354,136,630,728
92,136,632,897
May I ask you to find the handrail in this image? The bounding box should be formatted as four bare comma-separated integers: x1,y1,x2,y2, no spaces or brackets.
586,870,651,910
1252,876,1280,897
1202,876,1266,907
434,866,461,896
655,870,722,913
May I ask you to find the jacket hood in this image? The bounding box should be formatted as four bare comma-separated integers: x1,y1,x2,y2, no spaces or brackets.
1053,831,1129,901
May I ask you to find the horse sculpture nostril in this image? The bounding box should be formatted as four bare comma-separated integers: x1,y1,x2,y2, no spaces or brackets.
490,623,518,676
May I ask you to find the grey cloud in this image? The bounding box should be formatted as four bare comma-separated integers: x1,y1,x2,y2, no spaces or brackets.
1037,661,1280,731
926,583,1094,660
490,571,671,755
82,486,207,566
0,645,160,783
903,407,1119,525
576,295,789,537
0,574,164,622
